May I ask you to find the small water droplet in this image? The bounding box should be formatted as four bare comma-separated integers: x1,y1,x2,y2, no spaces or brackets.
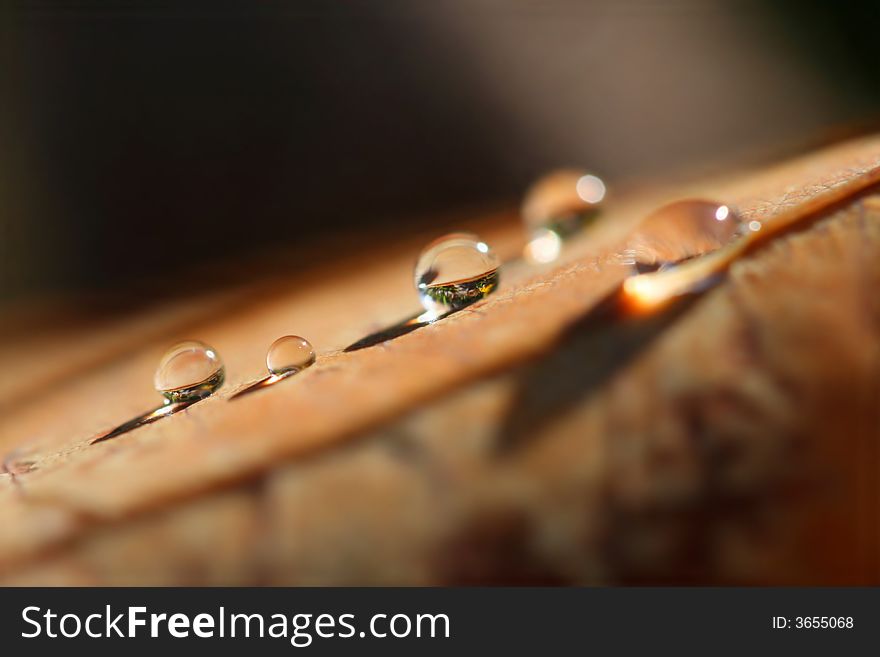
266,335,316,376
153,340,225,404
522,170,605,247
624,199,742,271
414,232,500,312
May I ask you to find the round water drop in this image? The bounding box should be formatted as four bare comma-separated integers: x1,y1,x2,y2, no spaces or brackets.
266,335,316,376
625,199,742,272
414,232,500,312
153,340,225,404
522,169,605,242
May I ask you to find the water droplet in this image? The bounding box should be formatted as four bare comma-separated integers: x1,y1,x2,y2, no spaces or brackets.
266,335,316,376
522,169,605,242
153,340,225,404
624,199,742,272
414,232,500,312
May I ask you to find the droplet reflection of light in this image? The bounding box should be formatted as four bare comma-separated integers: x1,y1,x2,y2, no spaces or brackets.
622,275,671,311
524,229,562,264
748,220,762,232
714,205,730,222
576,174,606,204
416,308,442,323
476,241,489,254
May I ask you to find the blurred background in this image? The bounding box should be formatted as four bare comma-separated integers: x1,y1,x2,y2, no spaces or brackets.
2,0,880,305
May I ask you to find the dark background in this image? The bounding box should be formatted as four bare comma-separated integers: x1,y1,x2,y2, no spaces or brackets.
2,0,879,304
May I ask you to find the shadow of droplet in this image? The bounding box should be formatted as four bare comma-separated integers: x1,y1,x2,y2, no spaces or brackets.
229,371,304,400
91,400,195,444
344,308,457,352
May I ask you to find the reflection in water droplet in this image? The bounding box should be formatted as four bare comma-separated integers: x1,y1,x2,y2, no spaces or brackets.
522,169,605,262
414,232,500,312
522,170,606,233
153,340,225,404
623,199,742,272
522,170,605,263
266,335,316,376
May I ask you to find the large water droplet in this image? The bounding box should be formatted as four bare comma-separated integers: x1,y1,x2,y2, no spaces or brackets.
414,232,500,312
522,170,605,239
266,335,316,376
624,199,742,272
153,340,225,404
